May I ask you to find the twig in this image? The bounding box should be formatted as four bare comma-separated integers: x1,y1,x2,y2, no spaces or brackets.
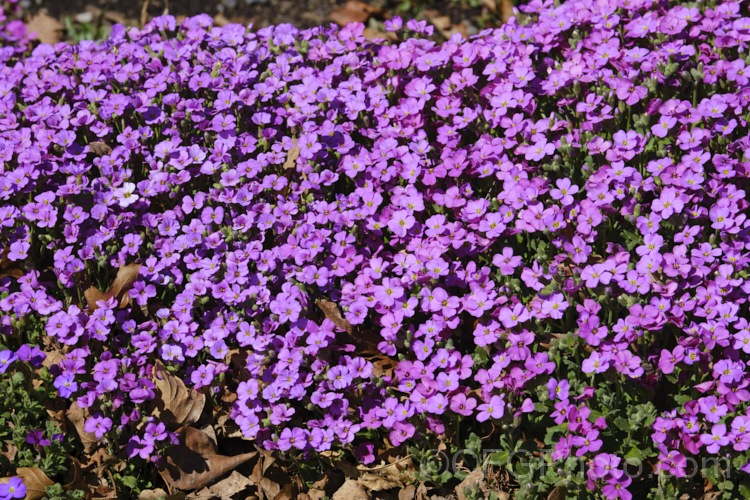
140,0,150,29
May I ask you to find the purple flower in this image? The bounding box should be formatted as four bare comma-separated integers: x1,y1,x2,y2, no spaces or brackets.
0,350,17,373
546,378,570,401
476,395,504,422
84,414,113,439
700,424,730,454
53,375,78,398
0,477,25,499
25,430,50,447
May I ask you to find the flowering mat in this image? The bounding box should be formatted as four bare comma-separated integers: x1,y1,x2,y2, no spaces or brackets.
0,0,747,498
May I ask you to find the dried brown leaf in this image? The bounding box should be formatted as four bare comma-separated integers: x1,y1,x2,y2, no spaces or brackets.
63,456,88,492
88,142,112,157
150,360,206,429
84,262,142,313
212,13,230,27
398,484,416,500
317,299,354,335
139,489,186,500
42,347,66,370
108,262,142,308
0,246,23,280
500,0,514,23
159,426,258,491
83,285,108,312
273,482,298,500
321,453,416,489
456,469,486,500
547,486,567,500
309,469,345,500
187,470,250,499
66,402,100,454
0,441,16,463
26,13,64,45
332,479,370,500
79,447,116,470
248,448,294,500
283,141,300,171
329,0,380,27
428,14,451,31
362,28,397,42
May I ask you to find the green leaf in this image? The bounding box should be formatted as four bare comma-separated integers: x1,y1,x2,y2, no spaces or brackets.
703,466,721,486
738,484,750,497
614,417,630,431
487,451,510,466
439,470,453,483
624,447,646,461
121,476,138,490
544,423,568,446
673,394,693,406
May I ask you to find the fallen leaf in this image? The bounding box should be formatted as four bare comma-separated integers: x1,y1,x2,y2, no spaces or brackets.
426,11,468,40
63,456,88,492
249,448,291,500
500,0,514,23
330,0,381,27
317,299,354,335
547,486,568,500
398,484,415,500
273,481,298,500
455,469,485,500
213,13,230,27
159,426,258,491
187,471,250,499
66,402,100,454
370,356,397,379
84,262,142,312
482,0,497,12
332,479,371,500
79,447,119,472
283,141,300,170
140,489,186,500
150,360,206,430
108,262,142,307
0,246,23,280
427,14,451,31
26,12,64,45
362,28,397,41
41,346,66,370
321,453,416,489
88,142,113,156
358,471,401,491
83,284,108,312
0,441,16,463
308,469,345,500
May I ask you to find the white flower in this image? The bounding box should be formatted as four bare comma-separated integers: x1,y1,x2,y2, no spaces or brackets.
115,182,139,208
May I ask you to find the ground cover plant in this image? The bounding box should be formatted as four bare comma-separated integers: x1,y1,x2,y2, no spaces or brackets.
0,0,749,498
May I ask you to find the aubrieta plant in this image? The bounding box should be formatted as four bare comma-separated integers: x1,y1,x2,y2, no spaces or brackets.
0,0,749,497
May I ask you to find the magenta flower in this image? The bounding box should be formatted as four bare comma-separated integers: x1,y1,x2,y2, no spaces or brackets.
476,395,504,422
84,414,113,439
701,424,730,454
